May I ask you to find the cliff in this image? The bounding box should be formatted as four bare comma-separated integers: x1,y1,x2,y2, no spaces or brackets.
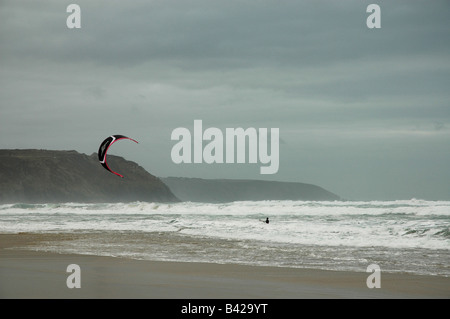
0,149,339,204
0,149,178,203
162,177,340,202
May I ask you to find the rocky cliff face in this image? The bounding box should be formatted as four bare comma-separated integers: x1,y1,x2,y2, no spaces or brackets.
0,149,178,203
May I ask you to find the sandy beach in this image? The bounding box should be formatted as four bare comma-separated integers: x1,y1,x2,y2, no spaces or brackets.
0,233,449,299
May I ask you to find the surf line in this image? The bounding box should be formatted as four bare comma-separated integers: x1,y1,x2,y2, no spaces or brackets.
171,120,279,174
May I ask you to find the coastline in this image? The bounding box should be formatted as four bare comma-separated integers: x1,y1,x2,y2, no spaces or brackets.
1,233,449,299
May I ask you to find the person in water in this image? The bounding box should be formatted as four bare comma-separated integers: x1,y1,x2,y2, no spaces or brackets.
265,217,269,224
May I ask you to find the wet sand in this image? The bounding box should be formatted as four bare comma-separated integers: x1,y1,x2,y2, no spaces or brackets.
0,233,449,299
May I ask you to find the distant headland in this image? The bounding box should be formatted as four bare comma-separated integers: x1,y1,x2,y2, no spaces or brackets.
162,177,340,203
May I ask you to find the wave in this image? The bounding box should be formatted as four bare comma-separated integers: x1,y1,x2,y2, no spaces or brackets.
2,199,449,214
0,199,449,250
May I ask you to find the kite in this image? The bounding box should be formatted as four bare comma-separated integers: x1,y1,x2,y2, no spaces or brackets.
98,135,138,178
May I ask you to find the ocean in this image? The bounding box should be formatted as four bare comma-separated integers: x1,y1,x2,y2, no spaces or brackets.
1,199,449,277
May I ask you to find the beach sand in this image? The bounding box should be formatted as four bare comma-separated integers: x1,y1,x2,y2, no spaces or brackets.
0,233,449,299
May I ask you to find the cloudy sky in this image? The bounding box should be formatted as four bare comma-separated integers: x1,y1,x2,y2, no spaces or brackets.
1,0,449,200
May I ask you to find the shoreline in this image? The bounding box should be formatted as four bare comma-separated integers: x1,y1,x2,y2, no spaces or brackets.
1,233,449,299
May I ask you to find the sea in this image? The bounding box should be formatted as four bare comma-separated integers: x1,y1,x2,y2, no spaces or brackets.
1,199,449,277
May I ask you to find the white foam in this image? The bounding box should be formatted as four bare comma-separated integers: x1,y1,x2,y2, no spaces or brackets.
0,200,449,250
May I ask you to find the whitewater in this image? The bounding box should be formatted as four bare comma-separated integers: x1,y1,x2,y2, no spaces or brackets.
1,199,449,276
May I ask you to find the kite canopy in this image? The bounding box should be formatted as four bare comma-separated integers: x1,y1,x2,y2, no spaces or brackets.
98,134,138,178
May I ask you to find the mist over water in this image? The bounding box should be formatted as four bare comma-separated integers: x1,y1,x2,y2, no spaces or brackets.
1,200,449,276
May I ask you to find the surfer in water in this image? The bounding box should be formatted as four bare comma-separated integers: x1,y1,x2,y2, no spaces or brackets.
265,217,269,224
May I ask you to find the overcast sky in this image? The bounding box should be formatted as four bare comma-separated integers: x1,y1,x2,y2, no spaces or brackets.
1,0,449,200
